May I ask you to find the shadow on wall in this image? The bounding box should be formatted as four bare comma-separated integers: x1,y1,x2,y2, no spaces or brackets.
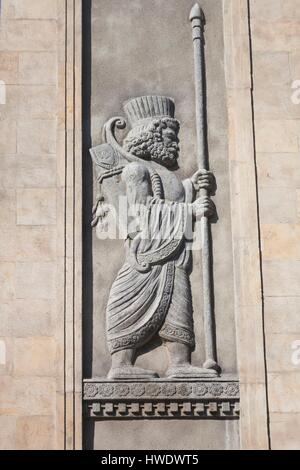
82,0,95,450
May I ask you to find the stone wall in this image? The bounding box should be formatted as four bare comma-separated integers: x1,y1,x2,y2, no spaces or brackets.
0,0,299,451
250,0,300,450
0,0,60,450
0,0,82,450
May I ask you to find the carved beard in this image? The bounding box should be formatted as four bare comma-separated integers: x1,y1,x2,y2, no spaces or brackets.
123,129,179,169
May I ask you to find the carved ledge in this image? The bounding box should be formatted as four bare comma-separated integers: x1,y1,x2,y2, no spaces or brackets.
83,377,239,419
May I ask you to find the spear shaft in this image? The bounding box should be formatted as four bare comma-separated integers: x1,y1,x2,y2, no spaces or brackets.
190,3,219,371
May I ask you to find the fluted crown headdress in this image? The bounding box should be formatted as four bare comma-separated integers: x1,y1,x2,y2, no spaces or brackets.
123,96,175,127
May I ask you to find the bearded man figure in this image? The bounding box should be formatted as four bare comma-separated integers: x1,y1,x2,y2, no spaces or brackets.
91,96,217,380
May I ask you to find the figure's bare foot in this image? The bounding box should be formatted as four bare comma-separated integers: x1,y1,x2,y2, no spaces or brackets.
108,365,159,380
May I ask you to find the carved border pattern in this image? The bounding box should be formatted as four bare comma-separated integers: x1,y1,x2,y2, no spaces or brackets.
83,379,239,419
109,261,175,353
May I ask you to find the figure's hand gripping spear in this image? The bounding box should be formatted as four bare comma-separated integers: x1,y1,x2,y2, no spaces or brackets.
190,3,220,372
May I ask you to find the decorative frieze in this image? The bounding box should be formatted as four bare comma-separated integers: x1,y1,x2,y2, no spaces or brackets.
83,378,239,419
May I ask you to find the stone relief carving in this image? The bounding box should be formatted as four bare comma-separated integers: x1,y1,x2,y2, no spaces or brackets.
89,4,222,382
91,96,217,381
83,379,240,419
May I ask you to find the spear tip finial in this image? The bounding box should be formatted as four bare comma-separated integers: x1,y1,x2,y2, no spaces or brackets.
189,3,205,23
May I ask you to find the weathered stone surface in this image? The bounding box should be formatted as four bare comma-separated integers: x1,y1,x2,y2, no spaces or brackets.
261,224,300,260
0,157,16,190
0,416,16,450
0,120,17,154
16,226,56,261
16,416,55,450
17,120,56,155
0,299,54,337
0,228,16,262
263,260,300,297
0,52,19,83
15,262,56,300
14,337,56,377
264,297,300,335
16,156,56,189
15,377,56,416
93,419,238,450
0,20,57,52
17,189,57,225
270,413,300,450
255,120,299,153
256,153,300,189
259,187,298,224
253,52,290,86
250,0,282,21
19,52,57,85
251,20,300,52
0,263,15,301
282,0,300,19
254,86,300,119
289,51,300,80
268,373,300,413
2,0,58,19
266,334,300,373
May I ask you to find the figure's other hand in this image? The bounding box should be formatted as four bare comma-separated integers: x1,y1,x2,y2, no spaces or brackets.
192,196,216,220
191,169,216,195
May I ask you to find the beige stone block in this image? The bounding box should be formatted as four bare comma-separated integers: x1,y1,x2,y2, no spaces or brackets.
254,86,300,119
17,188,56,225
3,0,58,19
251,20,300,52
266,333,300,373
289,51,300,80
0,416,16,450
0,52,18,84
259,187,298,224
270,413,300,450
19,52,57,85
0,299,54,337
0,84,19,121
15,262,56,300
0,190,16,226
0,20,57,52
16,416,55,450
15,377,55,416
0,120,17,154
265,297,300,334
14,337,56,377
297,189,300,218
282,0,300,19
0,228,16,261
16,156,56,188
268,373,300,413
0,156,16,189
239,383,269,450
263,260,300,296
16,226,56,261
253,52,291,86
0,262,15,300
256,153,300,189
17,86,57,120
0,376,16,414
17,120,56,155
237,306,266,383
250,0,282,21
255,120,299,153
261,224,300,260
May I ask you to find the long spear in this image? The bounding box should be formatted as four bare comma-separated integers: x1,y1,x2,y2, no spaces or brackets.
190,3,220,372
